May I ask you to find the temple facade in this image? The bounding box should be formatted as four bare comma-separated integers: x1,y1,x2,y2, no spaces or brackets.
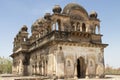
11,3,108,79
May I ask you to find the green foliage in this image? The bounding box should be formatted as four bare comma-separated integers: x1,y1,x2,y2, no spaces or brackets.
105,64,120,75
0,57,12,74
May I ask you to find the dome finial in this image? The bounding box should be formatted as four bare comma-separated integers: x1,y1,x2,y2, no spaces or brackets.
52,5,62,14
89,10,98,18
21,25,28,32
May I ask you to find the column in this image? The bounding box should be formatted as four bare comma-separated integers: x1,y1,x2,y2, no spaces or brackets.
39,61,42,75
74,54,78,79
33,65,35,75
53,53,56,76
61,21,64,31
98,25,100,34
80,23,82,32
74,23,77,31
41,61,43,75
37,62,40,75
45,60,47,76
85,65,89,79
74,63,78,79
55,23,56,30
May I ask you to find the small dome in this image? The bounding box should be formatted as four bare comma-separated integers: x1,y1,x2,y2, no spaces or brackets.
44,13,51,20
62,3,88,16
53,5,62,14
21,25,28,31
33,22,39,27
37,18,45,24
89,11,98,18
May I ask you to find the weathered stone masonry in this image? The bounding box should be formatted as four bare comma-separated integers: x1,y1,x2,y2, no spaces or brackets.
10,3,108,79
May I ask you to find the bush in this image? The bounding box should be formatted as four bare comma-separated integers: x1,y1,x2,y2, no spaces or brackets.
0,57,12,74
105,64,120,75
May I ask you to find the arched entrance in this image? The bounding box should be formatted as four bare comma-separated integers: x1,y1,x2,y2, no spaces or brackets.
77,57,86,78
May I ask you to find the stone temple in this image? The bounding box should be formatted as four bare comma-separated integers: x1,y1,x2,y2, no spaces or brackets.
10,3,108,79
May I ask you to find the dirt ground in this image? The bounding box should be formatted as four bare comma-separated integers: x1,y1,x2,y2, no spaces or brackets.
0,75,120,80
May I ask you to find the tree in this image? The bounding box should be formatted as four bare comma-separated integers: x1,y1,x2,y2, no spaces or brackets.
105,64,120,75
0,57,12,74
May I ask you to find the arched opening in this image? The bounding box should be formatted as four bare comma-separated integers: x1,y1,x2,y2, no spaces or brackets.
77,57,86,78
82,23,86,32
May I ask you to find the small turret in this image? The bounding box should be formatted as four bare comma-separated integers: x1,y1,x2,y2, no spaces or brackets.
52,5,62,14
21,25,28,32
44,13,51,20
89,11,98,19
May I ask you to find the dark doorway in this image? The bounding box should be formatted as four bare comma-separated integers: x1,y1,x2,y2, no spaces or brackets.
77,59,80,78
77,57,86,78
82,23,86,32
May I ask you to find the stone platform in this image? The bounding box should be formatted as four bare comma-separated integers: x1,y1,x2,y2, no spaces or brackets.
0,75,120,80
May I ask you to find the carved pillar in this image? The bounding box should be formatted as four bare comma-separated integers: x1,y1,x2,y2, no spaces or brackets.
33,65,35,75
80,23,82,32
86,24,89,33
55,23,56,31
45,60,47,76
43,61,45,76
74,63,78,79
39,61,41,75
53,52,56,77
19,59,24,75
74,54,78,80
41,61,44,75
74,23,77,31
85,65,89,79
37,62,40,75
85,55,89,79
61,21,64,31
78,24,80,31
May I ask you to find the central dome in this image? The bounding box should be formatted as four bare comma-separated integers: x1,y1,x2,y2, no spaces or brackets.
62,3,88,16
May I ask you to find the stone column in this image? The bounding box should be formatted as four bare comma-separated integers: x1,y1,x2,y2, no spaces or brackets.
39,62,42,75
85,55,89,79
85,65,89,79
55,23,56,31
41,61,44,75
53,52,56,79
45,60,47,76
98,25,100,34
80,23,82,32
37,62,40,75
33,65,35,75
74,63,78,80
86,24,89,33
61,21,64,31
74,23,77,31
74,54,78,80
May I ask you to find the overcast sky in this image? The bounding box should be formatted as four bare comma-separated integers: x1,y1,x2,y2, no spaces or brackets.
0,0,120,68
